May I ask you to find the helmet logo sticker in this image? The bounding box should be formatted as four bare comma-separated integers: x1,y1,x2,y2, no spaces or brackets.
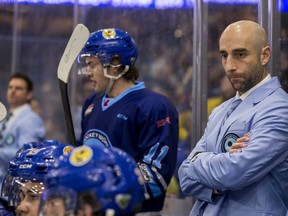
102,29,116,39
19,164,32,169
27,148,44,155
115,194,131,210
69,146,93,167
63,146,74,155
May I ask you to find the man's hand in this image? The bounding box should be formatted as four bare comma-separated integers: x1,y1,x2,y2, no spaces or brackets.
229,132,251,153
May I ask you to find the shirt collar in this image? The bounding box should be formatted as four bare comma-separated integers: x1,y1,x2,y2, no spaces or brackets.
10,104,30,118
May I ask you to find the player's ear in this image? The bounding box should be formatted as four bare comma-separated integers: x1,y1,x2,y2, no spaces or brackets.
110,57,123,75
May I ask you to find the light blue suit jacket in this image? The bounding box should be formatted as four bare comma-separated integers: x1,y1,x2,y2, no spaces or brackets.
178,77,288,216
0,104,45,186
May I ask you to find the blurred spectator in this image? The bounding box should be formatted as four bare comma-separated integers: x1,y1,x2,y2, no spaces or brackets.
72,77,94,142
0,73,45,191
30,97,42,116
279,39,288,93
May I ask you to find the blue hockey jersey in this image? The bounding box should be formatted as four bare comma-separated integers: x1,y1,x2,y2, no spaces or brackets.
80,82,179,212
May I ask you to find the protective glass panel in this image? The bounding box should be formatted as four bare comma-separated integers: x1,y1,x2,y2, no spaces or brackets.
0,1,287,214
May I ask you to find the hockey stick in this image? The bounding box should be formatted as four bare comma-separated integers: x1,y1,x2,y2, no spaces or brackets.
58,24,90,145
0,101,7,122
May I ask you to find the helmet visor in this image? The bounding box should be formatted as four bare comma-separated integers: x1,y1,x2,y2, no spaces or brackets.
39,186,77,216
1,174,14,198
9,177,45,208
77,54,102,76
39,186,103,216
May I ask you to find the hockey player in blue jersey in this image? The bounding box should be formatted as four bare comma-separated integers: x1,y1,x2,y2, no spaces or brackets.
77,28,179,214
1,140,74,216
39,144,145,216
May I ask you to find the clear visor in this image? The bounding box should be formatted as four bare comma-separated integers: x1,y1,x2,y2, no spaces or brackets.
77,53,126,80
1,174,14,198
77,53,92,75
39,187,103,216
8,177,45,208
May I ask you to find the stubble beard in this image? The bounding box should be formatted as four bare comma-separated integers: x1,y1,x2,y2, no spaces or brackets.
231,63,265,94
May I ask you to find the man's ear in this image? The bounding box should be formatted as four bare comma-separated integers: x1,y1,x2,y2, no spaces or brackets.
27,91,33,102
261,46,270,66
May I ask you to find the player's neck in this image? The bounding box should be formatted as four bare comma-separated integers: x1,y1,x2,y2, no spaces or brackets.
107,79,135,98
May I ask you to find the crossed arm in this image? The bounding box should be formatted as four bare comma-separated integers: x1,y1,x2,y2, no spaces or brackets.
229,132,250,153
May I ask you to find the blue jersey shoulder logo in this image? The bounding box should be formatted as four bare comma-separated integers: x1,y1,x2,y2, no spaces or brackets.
83,129,112,147
221,133,239,152
5,133,15,145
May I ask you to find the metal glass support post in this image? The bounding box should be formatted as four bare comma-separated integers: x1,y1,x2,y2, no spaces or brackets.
191,0,208,148
11,2,19,74
258,0,280,76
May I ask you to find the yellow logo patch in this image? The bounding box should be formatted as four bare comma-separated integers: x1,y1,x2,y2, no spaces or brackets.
102,29,116,39
63,146,74,155
69,146,93,167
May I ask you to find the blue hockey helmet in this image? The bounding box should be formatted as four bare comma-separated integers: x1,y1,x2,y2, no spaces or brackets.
1,140,59,198
78,28,138,68
39,145,145,216
1,140,74,207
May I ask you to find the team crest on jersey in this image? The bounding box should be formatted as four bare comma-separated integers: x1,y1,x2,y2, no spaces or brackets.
69,146,93,167
84,104,94,116
102,29,116,39
83,129,112,147
221,133,239,152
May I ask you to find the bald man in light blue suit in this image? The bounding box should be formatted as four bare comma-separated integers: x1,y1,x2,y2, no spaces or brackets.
0,73,45,190
178,20,288,216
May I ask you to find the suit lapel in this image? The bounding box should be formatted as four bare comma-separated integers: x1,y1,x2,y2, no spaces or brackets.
216,77,280,151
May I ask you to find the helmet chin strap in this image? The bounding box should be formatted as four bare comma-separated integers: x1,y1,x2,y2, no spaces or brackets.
104,65,129,96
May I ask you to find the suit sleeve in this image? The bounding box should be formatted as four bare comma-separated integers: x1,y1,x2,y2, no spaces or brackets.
178,122,217,203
